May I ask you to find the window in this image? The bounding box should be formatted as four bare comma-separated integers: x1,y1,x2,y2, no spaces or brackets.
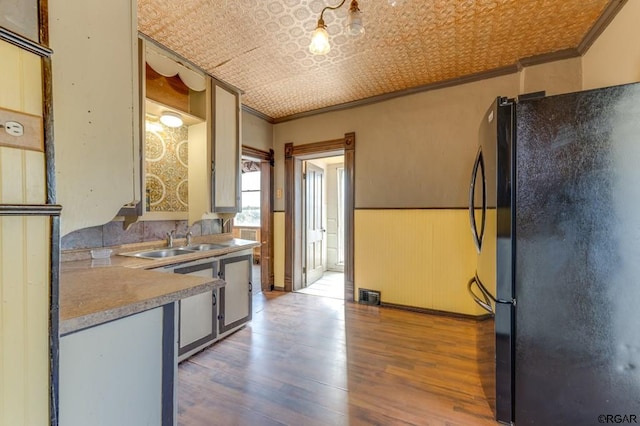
235,170,260,226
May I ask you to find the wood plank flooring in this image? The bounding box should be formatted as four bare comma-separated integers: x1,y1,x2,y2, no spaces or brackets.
296,271,344,300
177,291,497,425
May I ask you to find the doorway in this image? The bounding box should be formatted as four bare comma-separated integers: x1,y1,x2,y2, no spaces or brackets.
297,157,345,300
235,146,274,293
284,132,355,301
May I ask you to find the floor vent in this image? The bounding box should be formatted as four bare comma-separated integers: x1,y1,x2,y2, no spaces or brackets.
359,289,381,306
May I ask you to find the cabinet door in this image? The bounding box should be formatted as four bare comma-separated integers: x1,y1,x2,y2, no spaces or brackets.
174,261,217,358
59,307,168,426
218,254,252,334
179,290,215,353
211,83,241,213
50,0,140,236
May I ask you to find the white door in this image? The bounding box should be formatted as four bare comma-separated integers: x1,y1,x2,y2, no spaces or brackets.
304,162,325,286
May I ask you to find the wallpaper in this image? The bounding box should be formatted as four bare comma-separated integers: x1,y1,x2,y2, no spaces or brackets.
145,119,188,212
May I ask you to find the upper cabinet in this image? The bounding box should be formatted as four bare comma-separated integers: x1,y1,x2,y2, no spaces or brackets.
49,0,140,236
189,79,242,223
211,82,242,214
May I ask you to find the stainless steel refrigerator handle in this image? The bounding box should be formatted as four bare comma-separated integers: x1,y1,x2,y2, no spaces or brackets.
468,275,494,314
469,147,486,253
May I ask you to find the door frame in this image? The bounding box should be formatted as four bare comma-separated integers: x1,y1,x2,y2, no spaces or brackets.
284,132,355,301
241,146,274,292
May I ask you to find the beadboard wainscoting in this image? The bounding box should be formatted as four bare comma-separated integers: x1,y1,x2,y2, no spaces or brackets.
0,40,50,425
355,209,488,317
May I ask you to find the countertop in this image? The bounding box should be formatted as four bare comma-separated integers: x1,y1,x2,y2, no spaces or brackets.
60,235,260,335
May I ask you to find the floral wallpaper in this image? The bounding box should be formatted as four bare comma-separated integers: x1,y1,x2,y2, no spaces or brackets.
145,119,188,212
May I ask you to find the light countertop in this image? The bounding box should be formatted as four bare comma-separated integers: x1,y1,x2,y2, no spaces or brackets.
59,235,260,335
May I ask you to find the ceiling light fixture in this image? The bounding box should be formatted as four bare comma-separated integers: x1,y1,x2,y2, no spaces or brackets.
159,111,183,128
309,0,364,55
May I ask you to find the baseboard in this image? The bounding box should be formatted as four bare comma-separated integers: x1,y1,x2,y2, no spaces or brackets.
379,301,493,321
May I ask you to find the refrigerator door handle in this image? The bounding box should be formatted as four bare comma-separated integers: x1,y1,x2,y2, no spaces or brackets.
469,147,486,252
472,273,517,307
468,275,494,314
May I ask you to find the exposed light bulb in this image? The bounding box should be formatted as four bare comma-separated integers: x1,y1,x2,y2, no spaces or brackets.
346,4,364,37
309,20,330,55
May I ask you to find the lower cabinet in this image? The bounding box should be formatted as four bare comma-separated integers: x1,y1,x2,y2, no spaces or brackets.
59,305,176,426
218,251,253,337
152,249,253,362
172,259,218,361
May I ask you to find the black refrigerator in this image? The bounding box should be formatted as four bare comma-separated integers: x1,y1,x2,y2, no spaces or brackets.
468,83,640,425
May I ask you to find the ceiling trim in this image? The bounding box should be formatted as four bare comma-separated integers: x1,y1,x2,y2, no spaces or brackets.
577,0,628,54
273,64,519,124
517,48,581,68
242,104,274,123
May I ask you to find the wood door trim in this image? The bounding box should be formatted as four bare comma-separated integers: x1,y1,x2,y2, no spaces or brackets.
242,146,274,291
284,132,355,301
243,145,272,162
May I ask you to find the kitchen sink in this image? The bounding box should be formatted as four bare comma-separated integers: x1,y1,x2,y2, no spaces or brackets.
119,241,234,259
128,248,196,259
184,243,228,251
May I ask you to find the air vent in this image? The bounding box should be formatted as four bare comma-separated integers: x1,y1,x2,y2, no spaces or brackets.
359,289,381,306
240,229,257,241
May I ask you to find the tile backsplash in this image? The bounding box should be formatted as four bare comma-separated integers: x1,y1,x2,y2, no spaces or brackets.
61,219,222,250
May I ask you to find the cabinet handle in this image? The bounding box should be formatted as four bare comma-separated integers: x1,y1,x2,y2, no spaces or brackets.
249,282,252,292
212,292,217,306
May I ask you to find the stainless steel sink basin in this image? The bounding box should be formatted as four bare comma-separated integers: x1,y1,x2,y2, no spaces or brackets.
129,248,196,259
184,243,228,251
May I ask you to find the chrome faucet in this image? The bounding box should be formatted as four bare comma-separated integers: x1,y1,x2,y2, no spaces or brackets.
166,230,175,248
186,230,193,246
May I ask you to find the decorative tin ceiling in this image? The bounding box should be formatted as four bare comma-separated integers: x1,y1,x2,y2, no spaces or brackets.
138,0,617,121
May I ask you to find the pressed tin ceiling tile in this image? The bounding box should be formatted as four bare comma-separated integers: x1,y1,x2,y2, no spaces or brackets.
138,0,614,120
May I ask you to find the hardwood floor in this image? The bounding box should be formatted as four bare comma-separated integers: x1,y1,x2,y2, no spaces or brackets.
177,291,497,425
296,271,345,300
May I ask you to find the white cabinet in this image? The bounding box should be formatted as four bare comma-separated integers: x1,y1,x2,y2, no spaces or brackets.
59,306,175,426
189,79,242,222
49,0,140,236
211,81,241,214
218,251,252,337
152,258,218,361
171,259,218,362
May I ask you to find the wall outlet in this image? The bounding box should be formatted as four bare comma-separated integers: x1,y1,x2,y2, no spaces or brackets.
0,107,43,151
4,121,24,137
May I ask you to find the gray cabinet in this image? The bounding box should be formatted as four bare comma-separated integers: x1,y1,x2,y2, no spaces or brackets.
218,252,252,336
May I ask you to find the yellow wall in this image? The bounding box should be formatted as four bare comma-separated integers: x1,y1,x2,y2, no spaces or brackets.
355,209,485,316
0,40,50,425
